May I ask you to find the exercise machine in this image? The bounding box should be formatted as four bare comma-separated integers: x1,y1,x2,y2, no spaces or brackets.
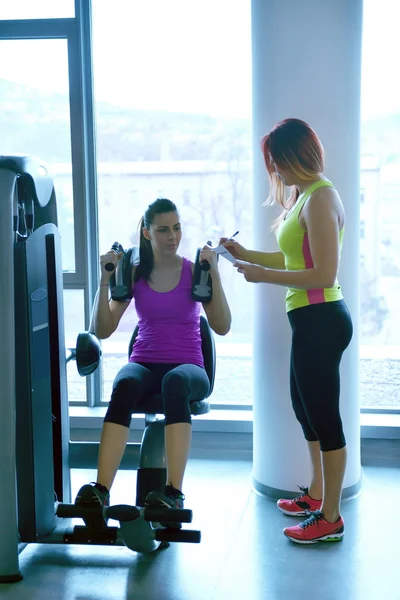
0,156,215,583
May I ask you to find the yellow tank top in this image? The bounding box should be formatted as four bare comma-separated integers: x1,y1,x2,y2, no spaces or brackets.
276,180,344,313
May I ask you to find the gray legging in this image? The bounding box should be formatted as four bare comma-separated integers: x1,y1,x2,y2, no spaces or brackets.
104,362,210,427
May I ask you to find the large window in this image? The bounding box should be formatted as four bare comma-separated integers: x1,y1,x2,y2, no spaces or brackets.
91,0,253,407
360,0,400,411
0,33,86,405
0,39,75,272
1,1,398,417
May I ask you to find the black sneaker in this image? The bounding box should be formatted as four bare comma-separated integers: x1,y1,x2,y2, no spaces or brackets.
145,485,185,529
75,482,110,529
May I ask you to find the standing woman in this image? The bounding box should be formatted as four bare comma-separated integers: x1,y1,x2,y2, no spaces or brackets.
224,118,353,544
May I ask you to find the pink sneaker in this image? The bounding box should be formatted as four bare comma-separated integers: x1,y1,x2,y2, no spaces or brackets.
277,486,322,516
284,510,345,544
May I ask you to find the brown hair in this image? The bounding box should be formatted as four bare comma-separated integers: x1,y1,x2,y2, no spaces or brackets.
134,198,178,282
261,118,324,227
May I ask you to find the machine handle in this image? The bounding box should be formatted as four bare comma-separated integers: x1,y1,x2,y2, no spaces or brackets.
143,507,193,524
106,504,141,522
105,242,121,271
199,240,213,271
56,503,103,518
57,503,141,522
155,529,201,544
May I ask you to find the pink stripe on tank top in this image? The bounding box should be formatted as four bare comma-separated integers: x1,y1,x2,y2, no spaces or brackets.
302,233,325,305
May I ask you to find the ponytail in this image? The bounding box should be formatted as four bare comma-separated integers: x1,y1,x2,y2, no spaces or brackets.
134,216,154,282
134,197,178,282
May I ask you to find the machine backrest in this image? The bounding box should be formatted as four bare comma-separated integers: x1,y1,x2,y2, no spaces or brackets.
128,315,216,398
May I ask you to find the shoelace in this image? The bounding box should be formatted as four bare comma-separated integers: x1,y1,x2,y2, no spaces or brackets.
292,485,309,503
300,510,324,530
92,481,109,495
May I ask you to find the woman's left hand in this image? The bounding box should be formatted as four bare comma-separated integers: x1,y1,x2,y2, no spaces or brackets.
200,245,218,272
234,261,267,283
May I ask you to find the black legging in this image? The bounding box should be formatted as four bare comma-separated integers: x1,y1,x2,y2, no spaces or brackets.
288,300,353,452
104,362,210,428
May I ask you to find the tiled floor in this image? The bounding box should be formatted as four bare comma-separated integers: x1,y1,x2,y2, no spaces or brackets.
1,460,399,600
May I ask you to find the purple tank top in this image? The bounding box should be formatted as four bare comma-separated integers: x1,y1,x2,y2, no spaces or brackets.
130,257,204,368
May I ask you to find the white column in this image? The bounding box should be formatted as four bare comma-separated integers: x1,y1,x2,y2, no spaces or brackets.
251,0,363,497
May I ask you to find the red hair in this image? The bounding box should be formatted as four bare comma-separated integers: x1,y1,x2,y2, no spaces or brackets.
261,118,324,225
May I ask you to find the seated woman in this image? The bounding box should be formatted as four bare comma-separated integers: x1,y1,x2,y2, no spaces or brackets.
76,198,231,523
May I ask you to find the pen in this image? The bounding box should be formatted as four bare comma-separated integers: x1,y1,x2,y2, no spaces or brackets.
228,231,239,240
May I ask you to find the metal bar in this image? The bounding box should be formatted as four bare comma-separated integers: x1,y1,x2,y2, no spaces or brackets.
66,31,87,287
69,441,141,469
97,401,253,412
209,404,253,411
0,170,23,583
0,19,76,39
361,408,400,415
66,34,92,407
72,0,101,406
66,4,100,406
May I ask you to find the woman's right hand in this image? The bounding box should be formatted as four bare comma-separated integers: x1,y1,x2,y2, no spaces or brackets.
100,250,122,282
219,238,248,261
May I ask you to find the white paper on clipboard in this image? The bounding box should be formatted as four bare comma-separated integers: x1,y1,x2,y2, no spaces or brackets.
210,244,236,264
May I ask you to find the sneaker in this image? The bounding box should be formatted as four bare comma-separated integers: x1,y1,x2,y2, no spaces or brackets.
284,510,345,544
277,486,322,516
75,482,110,529
145,485,185,529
